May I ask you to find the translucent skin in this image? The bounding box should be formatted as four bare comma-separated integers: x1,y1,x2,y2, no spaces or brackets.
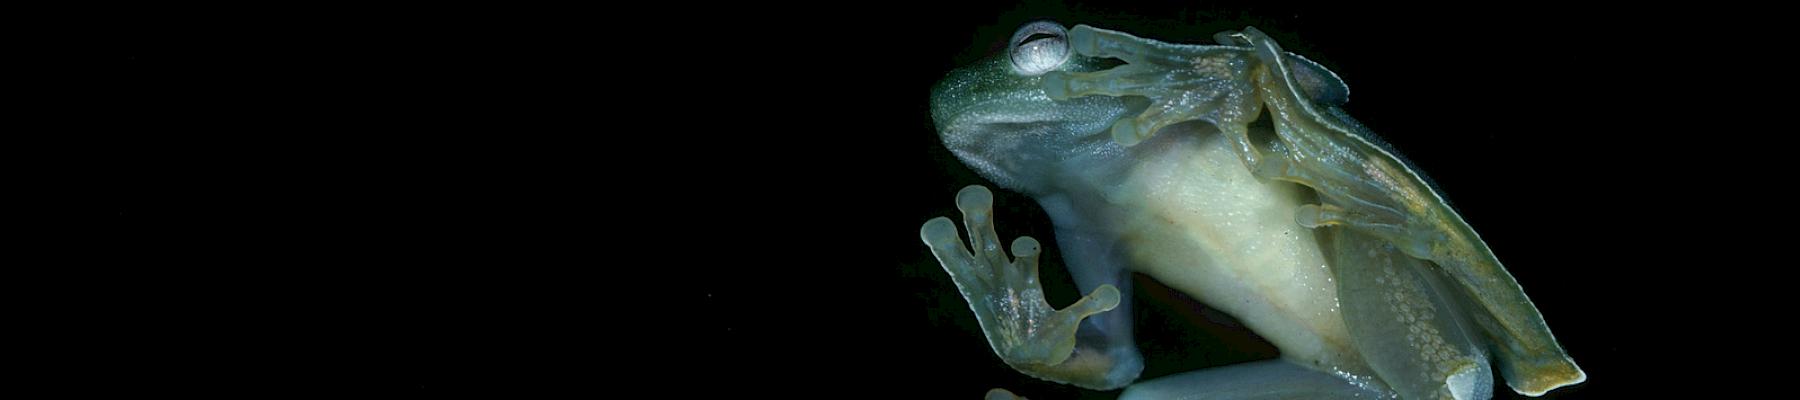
924,23,1582,399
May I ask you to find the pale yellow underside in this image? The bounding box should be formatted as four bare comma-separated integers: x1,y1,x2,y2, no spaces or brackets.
1108,130,1364,372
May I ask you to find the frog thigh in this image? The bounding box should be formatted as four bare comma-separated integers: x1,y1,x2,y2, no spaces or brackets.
1328,227,1495,400
1118,360,1390,400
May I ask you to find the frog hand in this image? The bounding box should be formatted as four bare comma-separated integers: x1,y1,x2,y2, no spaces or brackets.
921,185,1121,370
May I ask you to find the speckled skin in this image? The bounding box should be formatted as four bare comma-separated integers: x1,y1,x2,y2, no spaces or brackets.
921,23,1582,399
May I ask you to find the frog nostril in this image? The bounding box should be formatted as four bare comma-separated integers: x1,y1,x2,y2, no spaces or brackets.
1009,21,1070,76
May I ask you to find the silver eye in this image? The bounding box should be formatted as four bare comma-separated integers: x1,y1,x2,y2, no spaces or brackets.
1008,21,1070,76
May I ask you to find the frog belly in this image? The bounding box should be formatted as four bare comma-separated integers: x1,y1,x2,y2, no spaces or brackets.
1112,129,1363,372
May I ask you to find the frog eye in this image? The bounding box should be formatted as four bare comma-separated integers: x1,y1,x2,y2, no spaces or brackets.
1008,21,1070,76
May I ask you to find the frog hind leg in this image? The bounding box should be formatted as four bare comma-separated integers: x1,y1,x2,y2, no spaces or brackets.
1327,227,1498,400
1040,25,1265,170
1236,25,1585,396
1117,360,1391,400
1043,24,1351,175
983,388,1026,400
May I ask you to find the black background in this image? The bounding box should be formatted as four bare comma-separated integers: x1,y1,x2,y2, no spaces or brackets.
674,2,1674,399
116,0,1757,397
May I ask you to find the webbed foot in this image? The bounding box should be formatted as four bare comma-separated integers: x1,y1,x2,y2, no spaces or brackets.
920,185,1122,371
1041,25,1264,169
984,388,1026,400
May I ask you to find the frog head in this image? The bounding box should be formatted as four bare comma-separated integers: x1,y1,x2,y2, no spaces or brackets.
929,21,1136,197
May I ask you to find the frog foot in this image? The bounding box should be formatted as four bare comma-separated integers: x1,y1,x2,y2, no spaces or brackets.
1042,24,1352,177
984,388,1026,400
1297,202,1432,258
921,185,1121,369
1040,24,1266,168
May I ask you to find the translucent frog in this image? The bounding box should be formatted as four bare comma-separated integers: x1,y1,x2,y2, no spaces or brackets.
921,21,1584,399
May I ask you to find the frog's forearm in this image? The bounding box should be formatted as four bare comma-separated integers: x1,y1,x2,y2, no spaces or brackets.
1012,343,1143,391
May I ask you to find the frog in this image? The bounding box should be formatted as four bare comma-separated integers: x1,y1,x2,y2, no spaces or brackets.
920,21,1584,399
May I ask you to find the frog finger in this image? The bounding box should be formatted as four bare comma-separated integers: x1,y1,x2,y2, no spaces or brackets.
1041,64,1167,101
1063,284,1121,319
956,185,1010,270
1009,236,1042,289
1008,284,1121,367
1218,122,1266,172
921,216,992,292
1043,32,1260,148
1296,203,1418,255
1045,68,1259,148
1108,94,1224,147
1067,24,1216,67
1295,203,1348,228
1295,202,1406,238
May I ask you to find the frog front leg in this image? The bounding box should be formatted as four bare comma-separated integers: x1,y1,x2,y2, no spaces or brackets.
920,185,1142,390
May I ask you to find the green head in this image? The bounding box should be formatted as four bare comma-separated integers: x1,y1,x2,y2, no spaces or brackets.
928,21,1134,195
